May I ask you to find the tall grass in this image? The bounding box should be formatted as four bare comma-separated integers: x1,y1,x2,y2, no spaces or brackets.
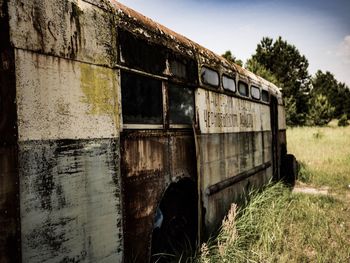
198,124,350,262
199,183,350,262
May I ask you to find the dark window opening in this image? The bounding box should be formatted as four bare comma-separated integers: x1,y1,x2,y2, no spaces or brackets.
238,82,249,97
201,66,219,87
121,71,163,124
251,86,261,100
168,83,194,124
262,90,270,102
222,75,236,92
168,56,198,84
170,60,187,79
119,29,166,75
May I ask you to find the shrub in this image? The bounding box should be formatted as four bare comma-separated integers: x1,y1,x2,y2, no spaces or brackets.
338,114,349,127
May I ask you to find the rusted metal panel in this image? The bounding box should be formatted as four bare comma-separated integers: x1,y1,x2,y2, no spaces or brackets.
8,0,117,66
19,139,123,262
120,130,196,262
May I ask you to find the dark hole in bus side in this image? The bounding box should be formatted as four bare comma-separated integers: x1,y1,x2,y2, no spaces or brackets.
118,28,167,75
151,179,198,263
121,71,163,124
168,83,194,125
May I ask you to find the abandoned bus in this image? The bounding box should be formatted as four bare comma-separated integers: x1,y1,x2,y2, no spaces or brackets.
0,0,297,262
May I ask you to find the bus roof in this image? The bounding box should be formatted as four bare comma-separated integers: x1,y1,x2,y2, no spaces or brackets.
109,0,282,98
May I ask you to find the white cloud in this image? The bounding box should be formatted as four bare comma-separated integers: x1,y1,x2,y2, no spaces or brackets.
337,35,350,64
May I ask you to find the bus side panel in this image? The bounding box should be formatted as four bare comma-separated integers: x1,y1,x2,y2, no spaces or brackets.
197,131,272,233
18,139,122,262
195,89,272,233
7,0,117,67
14,50,123,262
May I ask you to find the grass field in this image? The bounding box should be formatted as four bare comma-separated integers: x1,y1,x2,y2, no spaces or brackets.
198,124,350,263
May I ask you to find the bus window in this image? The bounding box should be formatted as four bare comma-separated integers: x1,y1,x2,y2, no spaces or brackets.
201,67,219,87
168,83,194,124
262,90,270,102
169,60,187,79
119,29,166,75
121,71,163,124
251,86,261,100
238,81,249,97
222,75,236,92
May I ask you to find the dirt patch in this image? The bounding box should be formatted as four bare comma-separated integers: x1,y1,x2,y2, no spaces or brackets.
293,183,329,195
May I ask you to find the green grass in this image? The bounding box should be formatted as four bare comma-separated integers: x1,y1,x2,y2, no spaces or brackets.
287,124,350,191
198,124,350,262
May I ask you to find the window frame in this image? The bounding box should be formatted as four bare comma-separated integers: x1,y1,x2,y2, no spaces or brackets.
222,74,236,93
261,89,270,103
167,82,195,127
251,85,261,100
200,66,220,87
238,81,249,97
121,70,164,129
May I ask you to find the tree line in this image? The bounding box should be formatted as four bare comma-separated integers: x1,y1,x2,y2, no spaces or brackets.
222,37,350,126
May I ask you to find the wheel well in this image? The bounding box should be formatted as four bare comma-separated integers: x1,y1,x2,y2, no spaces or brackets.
151,178,198,262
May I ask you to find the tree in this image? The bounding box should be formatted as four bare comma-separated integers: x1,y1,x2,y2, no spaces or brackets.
307,94,334,126
222,50,243,67
245,58,279,87
250,37,311,125
311,70,350,119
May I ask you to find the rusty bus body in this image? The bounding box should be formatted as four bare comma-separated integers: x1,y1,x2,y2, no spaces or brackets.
0,0,295,262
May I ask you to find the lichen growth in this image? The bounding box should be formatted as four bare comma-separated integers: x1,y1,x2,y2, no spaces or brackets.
80,63,118,120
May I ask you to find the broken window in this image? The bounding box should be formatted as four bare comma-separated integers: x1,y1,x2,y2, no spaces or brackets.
119,29,167,75
169,60,187,79
222,75,236,92
168,83,194,124
262,90,270,102
251,86,261,100
121,71,163,124
238,81,249,97
201,66,219,87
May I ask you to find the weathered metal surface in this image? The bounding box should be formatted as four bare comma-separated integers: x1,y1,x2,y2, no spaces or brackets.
15,49,120,141
196,88,271,134
205,161,271,196
120,130,196,262
19,139,123,262
205,168,272,234
2,1,124,261
195,87,274,233
8,0,117,67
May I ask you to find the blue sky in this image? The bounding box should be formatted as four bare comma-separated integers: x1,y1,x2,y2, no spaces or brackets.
117,0,350,86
